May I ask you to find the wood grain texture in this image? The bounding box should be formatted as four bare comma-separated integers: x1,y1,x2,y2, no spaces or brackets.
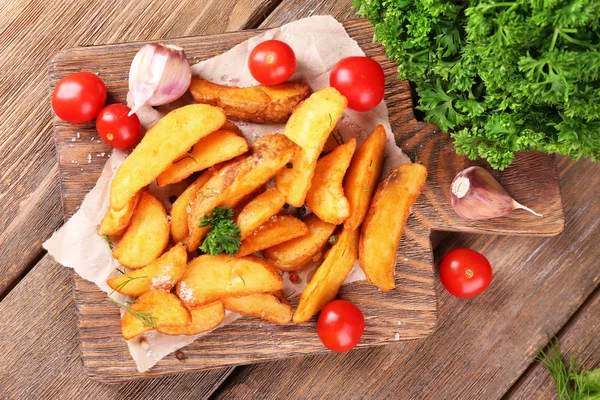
214,156,600,400
0,254,232,400
506,286,600,400
0,0,280,299
48,19,564,380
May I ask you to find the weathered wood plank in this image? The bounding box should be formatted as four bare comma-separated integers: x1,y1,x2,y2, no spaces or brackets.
212,155,600,400
0,254,232,400
0,0,280,298
506,287,600,400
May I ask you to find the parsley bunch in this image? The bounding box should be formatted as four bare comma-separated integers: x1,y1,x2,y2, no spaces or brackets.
354,0,600,169
199,206,241,256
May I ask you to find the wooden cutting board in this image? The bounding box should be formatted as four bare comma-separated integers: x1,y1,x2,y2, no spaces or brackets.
48,19,564,382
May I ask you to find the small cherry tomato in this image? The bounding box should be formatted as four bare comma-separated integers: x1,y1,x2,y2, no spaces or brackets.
96,104,141,149
317,300,365,352
439,248,492,298
289,273,300,284
52,72,107,123
248,40,296,85
329,56,385,112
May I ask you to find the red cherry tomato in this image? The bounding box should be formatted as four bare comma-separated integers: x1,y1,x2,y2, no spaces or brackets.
317,300,364,352
439,248,492,298
52,72,107,123
96,104,141,149
329,56,385,112
289,273,300,284
248,40,296,85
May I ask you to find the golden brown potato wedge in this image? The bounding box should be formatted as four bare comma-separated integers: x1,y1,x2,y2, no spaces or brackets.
170,169,216,243
359,163,427,291
189,78,310,124
222,291,292,325
107,245,187,297
236,188,286,239
185,134,300,252
306,138,356,224
156,130,249,186
176,255,283,307
293,227,359,323
159,302,225,336
263,214,336,272
344,125,387,231
98,191,141,236
112,191,170,268
109,104,226,212
275,87,347,206
220,120,242,135
236,215,309,257
121,290,192,340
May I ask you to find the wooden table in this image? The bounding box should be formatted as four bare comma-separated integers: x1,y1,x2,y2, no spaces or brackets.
0,1,598,398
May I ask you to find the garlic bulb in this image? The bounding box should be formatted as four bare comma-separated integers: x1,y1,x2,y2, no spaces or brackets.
450,166,542,220
128,43,192,115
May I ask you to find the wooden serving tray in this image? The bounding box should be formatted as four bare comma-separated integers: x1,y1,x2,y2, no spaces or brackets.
49,19,564,382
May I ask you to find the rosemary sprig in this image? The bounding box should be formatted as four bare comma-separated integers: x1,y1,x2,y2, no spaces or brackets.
413,152,420,163
174,155,198,164
328,113,332,127
238,275,246,286
200,188,219,198
115,267,126,274
109,299,157,330
104,234,113,250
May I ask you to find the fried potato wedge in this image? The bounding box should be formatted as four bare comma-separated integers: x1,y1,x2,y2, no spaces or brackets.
109,104,226,211
170,169,216,243
98,191,141,236
113,191,170,268
306,138,356,224
189,78,310,124
344,125,387,231
176,255,283,307
156,130,249,186
275,87,348,207
236,189,286,239
236,215,309,257
107,244,187,297
185,134,300,251
293,228,359,323
159,302,225,336
222,291,292,325
121,290,192,340
359,163,427,291
263,214,336,272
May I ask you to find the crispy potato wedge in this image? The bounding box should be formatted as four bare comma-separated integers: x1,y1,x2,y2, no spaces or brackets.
176,255,283,307
359,163,427,291
189,78,310,124
344,125,387,231
98,191,141,236
263,214,336,272
156,130,249,186
306,138,356,224
220,120,242,135
185,134,300,251
109,104,226,211
159,302,225,336
293,227,359,323
275,87,347,206
121,290,192,340
170,169,216,243
236,188,286,239
112,191,170,268
236,215,309,257
222,291,292,325
107,244,187,297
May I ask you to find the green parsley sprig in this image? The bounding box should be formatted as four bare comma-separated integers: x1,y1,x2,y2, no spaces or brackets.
199,206,242,256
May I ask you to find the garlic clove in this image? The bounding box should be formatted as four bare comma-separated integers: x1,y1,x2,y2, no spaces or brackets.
128,43,192,115
450,166,542,220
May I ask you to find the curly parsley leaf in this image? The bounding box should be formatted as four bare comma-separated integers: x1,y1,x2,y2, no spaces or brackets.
199,206,241,256
355,0,600,170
